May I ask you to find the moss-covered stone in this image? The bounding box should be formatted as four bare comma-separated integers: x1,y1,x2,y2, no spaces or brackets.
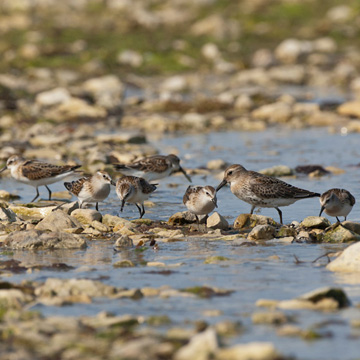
204,256,230,264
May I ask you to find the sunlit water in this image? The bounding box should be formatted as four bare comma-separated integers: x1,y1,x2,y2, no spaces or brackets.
1,128,360,360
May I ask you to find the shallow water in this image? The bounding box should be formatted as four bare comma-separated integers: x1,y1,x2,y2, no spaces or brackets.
2,128,360,360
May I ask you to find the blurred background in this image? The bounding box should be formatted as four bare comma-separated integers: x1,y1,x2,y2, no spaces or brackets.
1,0,360,168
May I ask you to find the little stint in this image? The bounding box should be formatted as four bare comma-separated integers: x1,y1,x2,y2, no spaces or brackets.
216,164,320,224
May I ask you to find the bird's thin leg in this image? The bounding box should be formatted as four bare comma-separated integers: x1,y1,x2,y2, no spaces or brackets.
30,187,40,202
250,205,255,214
204,214,209,232
141,204,145,218
53,202,64,211
195,214,200,231
96,202,99,211
275,207,283,224
135,204,143,218
45,185,52,200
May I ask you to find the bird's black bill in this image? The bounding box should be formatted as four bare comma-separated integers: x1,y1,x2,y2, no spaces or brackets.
216,179,227,192
319,206,325,217
111,180,116,186
179,166,192,182
212,198,218,208
0,166,7,173
121,200,125,212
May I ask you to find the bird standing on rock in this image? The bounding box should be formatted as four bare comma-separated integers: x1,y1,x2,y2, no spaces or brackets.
183,185,217,230
216,164,320,224
61,171,115,211
319,188,355,223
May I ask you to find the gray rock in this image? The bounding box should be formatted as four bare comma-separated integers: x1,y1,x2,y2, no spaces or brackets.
252,102,292,123
117,49,143,67
4,230,87,250
327,242,360,272
234,214,278,229
259,165,294,177
71,209,102,225
301,216,331,229
248,225,276,241
9,204,56,220
215,342,279,360
174,327,218,360
35,87,71,108
207,212,228,230
35,278,116,298
207,159,227,170
82,75,124,108
110,336,166,360
35,210,83,232
275,38,313,64
102,214,133,227
114,235,134,248
0,206,18,222
0,289,33,309
322,225,360,243
168,211,197,226
277,287,350,310
252,311,290,325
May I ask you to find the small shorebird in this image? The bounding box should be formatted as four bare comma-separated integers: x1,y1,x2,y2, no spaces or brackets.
0,155,81,202
115,175,157,219
183,185,217,229
114,154,191,182
319,188,355,222
60,171,115,211
216,164,320,224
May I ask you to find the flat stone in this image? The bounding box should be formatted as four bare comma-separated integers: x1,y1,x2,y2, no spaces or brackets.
322,225,360,243
35,87,71,107
301,216,330,229
35,278,116,298
207,159,227,170
259,165,294,177
234,214,278,229
113,260,135,268
168,211,197,225
0,289,33,309
278,287,350,310
9,205,55,220
207,212,228,230
327,242,360,272
102,214,133,227
4,230,87,250
337,101,360,118
174,328,218,360
252,311,290,325
35,210,82,232
204,256,230,264
71,209,102,224
114,235,134,248
91,220,109,232
248,225,276,241
215,342,279,360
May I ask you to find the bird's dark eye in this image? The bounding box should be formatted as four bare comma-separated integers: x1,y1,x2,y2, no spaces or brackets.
103,175,107,178
228,171,233,175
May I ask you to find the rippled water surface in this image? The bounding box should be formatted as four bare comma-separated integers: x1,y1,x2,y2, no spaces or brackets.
2,128,360,360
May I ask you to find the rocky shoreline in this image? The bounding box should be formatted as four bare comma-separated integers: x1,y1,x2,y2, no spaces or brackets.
1,0,360,358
